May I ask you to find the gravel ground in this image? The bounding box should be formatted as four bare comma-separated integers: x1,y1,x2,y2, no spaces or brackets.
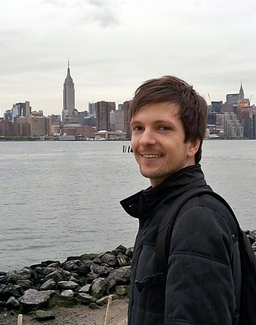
0,298,128,325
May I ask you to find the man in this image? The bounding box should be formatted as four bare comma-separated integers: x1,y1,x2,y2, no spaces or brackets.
120,76,241,325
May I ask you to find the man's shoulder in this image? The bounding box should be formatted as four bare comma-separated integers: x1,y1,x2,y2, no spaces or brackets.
174,189,239,237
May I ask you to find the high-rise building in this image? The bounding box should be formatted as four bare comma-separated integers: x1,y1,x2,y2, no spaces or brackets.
123,100,131,139
95,101,116,131
11,101,31,122
211,101,223,114
63,61,75,118
238,83,245,101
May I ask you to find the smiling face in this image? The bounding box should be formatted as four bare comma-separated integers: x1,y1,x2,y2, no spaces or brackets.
130,102,200,187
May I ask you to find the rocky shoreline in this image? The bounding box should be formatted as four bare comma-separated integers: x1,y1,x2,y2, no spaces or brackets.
0,230,256,321
0,244,132,320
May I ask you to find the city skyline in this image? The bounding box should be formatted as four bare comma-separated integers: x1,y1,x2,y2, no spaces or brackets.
1,0,256,116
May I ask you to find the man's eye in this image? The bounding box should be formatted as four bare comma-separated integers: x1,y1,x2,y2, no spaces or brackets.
133,126,143,131
159,126,171,131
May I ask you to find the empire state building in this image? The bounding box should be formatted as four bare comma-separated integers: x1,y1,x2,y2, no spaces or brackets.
63,61,75,118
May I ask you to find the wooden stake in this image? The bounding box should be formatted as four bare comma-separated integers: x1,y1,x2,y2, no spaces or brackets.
104,295,112,325
17,314,23,325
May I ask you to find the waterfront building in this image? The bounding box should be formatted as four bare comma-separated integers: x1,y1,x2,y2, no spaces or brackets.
46,115,61,136
123,100,131,140
10,101,31,122
95,101,116,131
61,123,95,138
63,61,75,120
28,111,46,137
220,112,244,138
211,101,223,113
88,102,96,117
114,109,125,132
84,116,96,127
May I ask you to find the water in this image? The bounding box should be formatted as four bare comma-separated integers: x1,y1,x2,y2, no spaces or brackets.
1,140,256,271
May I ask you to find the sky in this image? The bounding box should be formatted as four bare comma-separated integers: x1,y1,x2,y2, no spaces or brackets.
1,0,256,116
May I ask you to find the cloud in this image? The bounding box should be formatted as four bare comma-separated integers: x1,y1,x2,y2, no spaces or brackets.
41,0,119,27
86,0,119,27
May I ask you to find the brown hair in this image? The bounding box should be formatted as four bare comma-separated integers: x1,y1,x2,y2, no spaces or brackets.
129,75,208,163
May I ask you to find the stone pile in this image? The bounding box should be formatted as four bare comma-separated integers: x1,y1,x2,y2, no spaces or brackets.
0,245,133,314
0,230,255,316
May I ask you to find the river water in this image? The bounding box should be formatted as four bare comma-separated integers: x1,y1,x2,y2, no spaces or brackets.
1,140,256,271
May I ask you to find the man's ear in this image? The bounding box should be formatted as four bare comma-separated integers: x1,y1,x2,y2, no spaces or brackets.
187,139,201,158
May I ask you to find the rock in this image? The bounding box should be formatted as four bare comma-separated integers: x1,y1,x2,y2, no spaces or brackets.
16,279,32,289
117,253,129,267
115,245,127,254
107,279,117,293
115,285,127,296
35,309,56,320
40,261,61,268
0,273,6,284
76,262,91,276
57,280,79,290
87,271,99,281
45,269,68,282
77,292,97,304
90,263,113,276
108,266,131,283
35,266,57,276
92,257,102,265
6,268,32,283
48,296,76,308
20,289,54,310
125,247,134,259
79,284,91,293
0,283,23,300
91,277,108,299
96,295,110,305
89,302,101,309
100,252,117,266
60,290,74,298
62,260,81,271
40,279,56,290
0,244,133,313
69,275,79,283
6,296,19,309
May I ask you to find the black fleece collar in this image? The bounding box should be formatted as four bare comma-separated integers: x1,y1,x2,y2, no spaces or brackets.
120,164,207,220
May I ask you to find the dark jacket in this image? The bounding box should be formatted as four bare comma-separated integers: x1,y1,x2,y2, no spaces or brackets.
120,165,241,325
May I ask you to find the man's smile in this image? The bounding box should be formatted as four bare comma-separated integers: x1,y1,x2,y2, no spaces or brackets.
141,154,163,159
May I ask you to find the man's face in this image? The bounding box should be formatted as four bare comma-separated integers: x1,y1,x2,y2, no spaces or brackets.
130,102,199,187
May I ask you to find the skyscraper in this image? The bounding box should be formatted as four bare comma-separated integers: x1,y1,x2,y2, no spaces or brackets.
238,82,245,101
63,61,75,118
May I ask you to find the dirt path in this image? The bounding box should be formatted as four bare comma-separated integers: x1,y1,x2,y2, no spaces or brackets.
0,298,128,325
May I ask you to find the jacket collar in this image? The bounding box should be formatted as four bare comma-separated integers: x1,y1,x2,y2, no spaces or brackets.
120,164,207,220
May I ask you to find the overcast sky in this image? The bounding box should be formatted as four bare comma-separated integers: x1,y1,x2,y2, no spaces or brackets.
0,0,255,116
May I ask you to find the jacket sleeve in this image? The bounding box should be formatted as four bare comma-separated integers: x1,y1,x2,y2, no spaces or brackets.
164,205,239,325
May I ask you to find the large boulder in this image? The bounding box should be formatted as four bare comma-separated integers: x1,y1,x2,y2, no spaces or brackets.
77,292,97,304
100,252,118,266
40,279,56,290
6,268,32,283
91,278,108,299
20,289,55,310
57,281,79,291
108,266,131,283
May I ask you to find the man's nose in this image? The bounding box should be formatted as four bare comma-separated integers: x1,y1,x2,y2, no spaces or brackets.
139,129,156,146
